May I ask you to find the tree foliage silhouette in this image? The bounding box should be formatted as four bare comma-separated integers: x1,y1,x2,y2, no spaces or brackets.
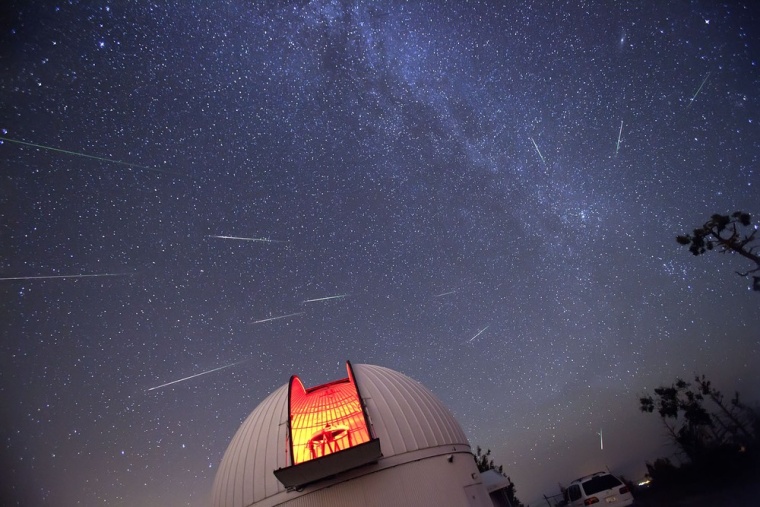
639,375,757,464
676,211,760,290
473,446,525,507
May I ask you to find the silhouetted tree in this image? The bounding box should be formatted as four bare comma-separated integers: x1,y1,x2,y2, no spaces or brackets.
640,375,757,465
473,446,525,507
676,211,760,290
644,457,679,484
474,445,503,474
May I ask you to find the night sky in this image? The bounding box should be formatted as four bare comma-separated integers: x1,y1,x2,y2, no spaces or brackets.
2,1,759,505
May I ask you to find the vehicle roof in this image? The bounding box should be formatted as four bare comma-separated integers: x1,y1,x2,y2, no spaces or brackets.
570,471,611,484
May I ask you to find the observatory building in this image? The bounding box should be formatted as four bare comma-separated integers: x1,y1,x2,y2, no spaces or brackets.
212,362,495,507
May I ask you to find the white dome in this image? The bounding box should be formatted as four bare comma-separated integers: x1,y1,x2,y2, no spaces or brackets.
212,363,471,507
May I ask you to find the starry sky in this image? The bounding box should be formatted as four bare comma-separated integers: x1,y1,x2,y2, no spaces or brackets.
1,1,759,505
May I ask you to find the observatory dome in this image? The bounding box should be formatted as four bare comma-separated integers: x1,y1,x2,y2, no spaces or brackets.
212,362,491,507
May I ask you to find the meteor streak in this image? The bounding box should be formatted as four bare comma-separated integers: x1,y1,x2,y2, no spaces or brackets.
433,290,457,298
0,136,184,177
529,137,546,166
0,273,132,281
687,72,711,109
146,360,248,392
208,235,285,243
615,120,623,156
251,312,304,324
466,325,490,343
303,294,348,303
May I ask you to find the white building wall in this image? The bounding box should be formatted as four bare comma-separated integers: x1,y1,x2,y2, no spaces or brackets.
274,450,490,507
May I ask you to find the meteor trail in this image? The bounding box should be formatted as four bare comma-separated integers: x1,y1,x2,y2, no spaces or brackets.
433,290,457,298
146,360,248,392
0,136,184,178
615,120,623,156
529,137,546,166
303,294,348,303
687,72,711,109
208,235,286,243
0,273,132,281
251,312,304,324
466,325,490,343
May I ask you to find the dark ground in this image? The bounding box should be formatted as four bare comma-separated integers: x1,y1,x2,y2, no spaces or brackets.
632,480,760,506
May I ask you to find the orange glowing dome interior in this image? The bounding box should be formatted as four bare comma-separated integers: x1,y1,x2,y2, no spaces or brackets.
288,365,371,465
